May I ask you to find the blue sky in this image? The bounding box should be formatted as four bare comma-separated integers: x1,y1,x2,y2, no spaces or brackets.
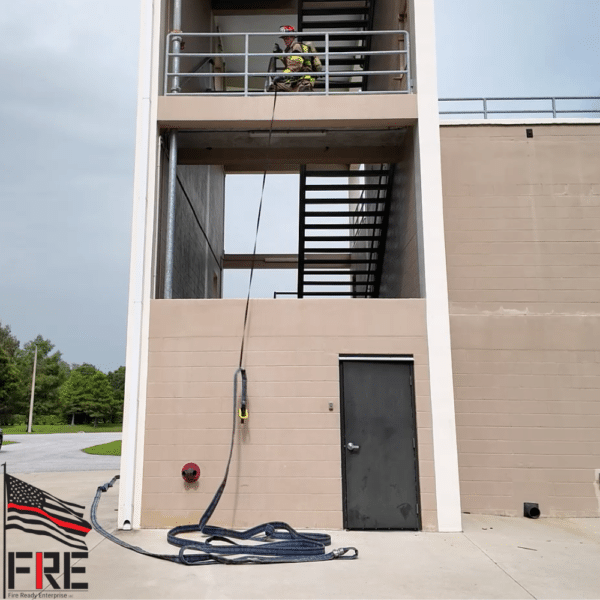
0,0,598,371
435,0,600,97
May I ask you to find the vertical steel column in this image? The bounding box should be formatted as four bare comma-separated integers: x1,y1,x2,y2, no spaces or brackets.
297,165,307,298
325,33,329,95
164,131,178,299
27,345,38,433
405,32,411,93
164,0,182,296
244,34,249,97
170,0,183,93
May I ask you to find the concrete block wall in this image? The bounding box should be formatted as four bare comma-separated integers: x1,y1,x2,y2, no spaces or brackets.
441,123,600,516
141,298,438,530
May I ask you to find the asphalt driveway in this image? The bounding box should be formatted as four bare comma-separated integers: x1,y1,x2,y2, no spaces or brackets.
1,431,122,473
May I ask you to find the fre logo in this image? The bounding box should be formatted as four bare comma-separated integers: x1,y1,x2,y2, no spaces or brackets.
8,551,88,591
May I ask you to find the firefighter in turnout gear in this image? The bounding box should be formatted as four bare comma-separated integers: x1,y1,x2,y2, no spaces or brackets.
269,25,322,92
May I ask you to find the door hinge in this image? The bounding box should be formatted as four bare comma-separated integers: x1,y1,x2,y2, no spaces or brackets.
409,374,413,387
412,437,415,449
416,503,419,515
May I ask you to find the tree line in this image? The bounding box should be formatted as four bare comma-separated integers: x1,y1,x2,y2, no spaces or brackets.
0,320,124,427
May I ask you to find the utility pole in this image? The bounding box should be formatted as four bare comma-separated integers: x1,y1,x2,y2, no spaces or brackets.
27,345,37,434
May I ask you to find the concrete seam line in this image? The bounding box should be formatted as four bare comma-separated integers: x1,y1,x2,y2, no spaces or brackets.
462,531,538,600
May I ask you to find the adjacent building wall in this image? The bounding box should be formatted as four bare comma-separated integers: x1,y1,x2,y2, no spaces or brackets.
141,298,438,530
442,123,600,516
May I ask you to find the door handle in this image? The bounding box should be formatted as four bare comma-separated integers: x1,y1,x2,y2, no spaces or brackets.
346,442,360,452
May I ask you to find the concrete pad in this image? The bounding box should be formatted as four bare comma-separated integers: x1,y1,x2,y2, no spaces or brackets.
463,514,600,599
2,472,600,599
2,432,121,473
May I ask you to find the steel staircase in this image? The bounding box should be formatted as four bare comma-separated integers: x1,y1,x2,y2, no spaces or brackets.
297,164,395,298
298,0,375,91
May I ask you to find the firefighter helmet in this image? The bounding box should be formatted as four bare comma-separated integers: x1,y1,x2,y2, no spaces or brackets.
279,25,296,38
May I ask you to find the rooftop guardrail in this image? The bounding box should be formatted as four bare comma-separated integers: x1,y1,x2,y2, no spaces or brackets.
164,30,410,96
439,97,600,119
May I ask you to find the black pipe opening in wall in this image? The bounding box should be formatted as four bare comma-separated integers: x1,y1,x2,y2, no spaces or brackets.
524,502,540,518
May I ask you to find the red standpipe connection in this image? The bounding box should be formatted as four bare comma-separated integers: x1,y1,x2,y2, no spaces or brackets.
181,462,200,483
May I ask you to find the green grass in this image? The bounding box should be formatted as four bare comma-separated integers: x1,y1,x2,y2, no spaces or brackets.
1,440,17,446
82,440,122,456
2,424,122,435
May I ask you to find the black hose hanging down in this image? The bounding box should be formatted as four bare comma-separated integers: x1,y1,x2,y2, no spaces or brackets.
90,368,358,565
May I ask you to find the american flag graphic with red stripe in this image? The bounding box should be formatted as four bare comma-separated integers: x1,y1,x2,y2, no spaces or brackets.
5,474,91,551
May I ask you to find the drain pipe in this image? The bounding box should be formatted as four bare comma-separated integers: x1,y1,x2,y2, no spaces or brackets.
164,131,178,298
170,0,182,93
119,0,156,530
164,0,182,298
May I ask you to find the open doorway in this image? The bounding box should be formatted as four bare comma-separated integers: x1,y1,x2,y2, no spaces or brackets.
223,171,355,298
223,173,299,298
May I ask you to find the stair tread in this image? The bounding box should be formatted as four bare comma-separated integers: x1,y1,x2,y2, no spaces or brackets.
312,44,368,51
305,169,390,177
305,235,381,241
304,269,374,274
305,183,388,190
303,1,368,4
301,21,369,30
298,155,391,299
304,259,376,264
301,292,362,296
301,7,368,15
305,210,384,217
301,247,379,253
302,0,369,3
304,35,368,42
323,58,366,65
300,281,355,286
304,223,383,231
314,82,365,89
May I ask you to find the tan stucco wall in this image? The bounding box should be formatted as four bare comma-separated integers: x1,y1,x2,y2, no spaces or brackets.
370,0,410,92
141,298,437,530
441,124,600,517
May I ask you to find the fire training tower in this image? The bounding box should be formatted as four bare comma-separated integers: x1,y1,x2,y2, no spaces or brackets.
119,0,462,533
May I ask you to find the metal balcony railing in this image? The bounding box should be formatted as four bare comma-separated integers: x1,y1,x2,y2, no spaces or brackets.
439,97,600,119
164,30,410,96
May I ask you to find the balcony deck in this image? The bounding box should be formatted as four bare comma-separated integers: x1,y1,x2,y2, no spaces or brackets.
157,92,417,130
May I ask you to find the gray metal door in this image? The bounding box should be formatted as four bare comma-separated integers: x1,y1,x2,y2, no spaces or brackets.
340,359,420,530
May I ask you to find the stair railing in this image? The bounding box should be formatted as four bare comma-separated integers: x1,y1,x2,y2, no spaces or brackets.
351,169,385,297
